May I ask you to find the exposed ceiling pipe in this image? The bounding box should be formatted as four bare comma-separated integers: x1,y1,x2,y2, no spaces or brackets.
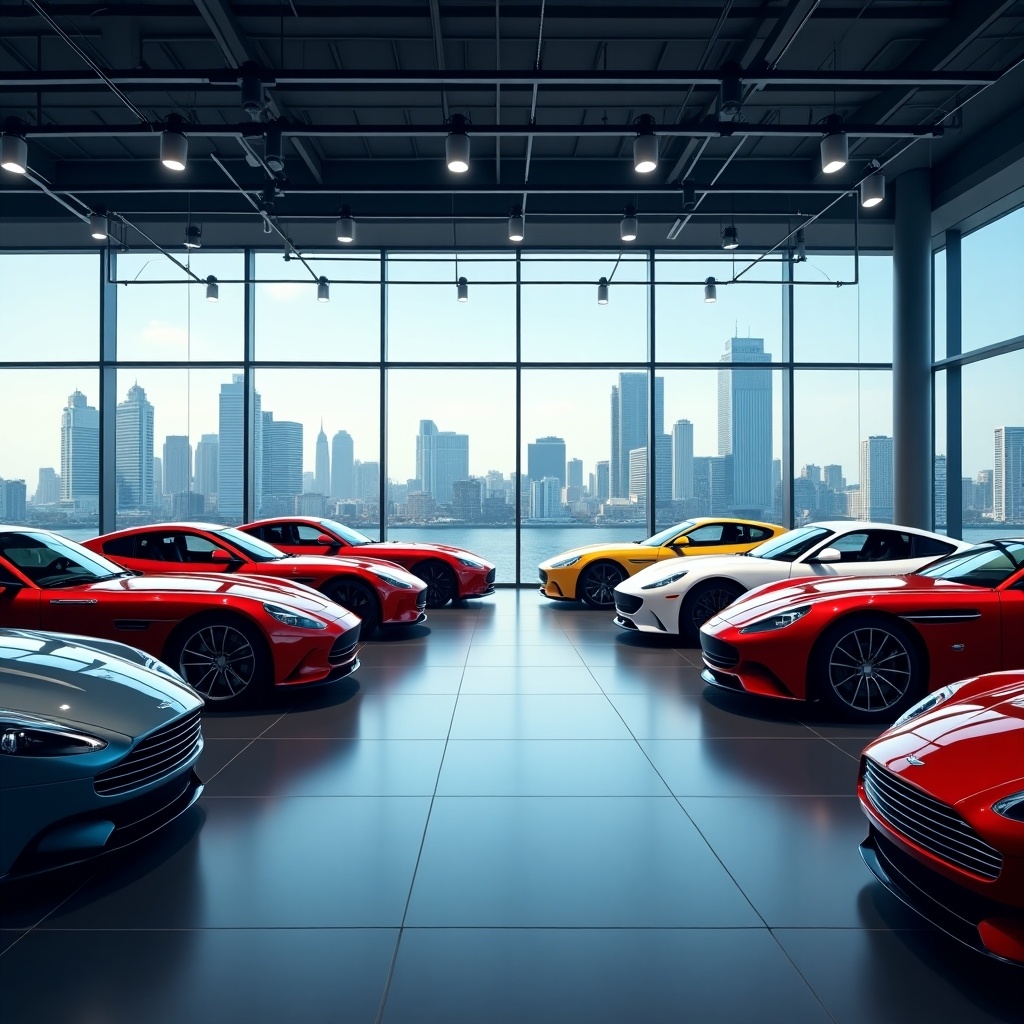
520,0,547,217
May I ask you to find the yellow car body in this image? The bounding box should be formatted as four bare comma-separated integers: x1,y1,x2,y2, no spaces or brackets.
538,517,787,608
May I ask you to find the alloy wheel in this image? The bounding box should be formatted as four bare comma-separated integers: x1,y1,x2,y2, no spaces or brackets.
179,624,258,702
827,626,913,714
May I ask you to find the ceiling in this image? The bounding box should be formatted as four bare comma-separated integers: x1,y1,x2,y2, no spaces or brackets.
1,0,1023,254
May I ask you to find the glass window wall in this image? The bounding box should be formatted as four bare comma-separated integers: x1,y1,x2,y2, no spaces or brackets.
961,208,1024,353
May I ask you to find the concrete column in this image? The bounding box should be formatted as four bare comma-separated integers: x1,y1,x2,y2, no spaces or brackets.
892,168,933,528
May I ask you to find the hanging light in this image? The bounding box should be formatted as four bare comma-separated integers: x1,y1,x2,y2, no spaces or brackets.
820,116,848,174
160,116,188,171
597,277,609,305
183,224,202,249
718,66,743,122
446,114,470,173
632,114,658,173
205,275,219,302
682,180,696,212
0,131,28,174
721,225,739,250
456,276,469,302
88,212,108,240
620,205,638,242
508,205,525,242
794,228,806,263
265,124,284,173
860,164,885,207
336,204,356,243
317,276,330,302
704,276,717,303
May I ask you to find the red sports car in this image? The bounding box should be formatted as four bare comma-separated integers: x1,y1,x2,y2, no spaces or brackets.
84,522,427,637
858,670,1024,966
699,539,1024,722
240,517,496,607
0,527,361,708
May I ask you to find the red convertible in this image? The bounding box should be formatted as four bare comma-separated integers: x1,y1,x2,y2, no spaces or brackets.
84,522,427,637
0,527,361,707
240,517,496,607
859,670,1024,965
699,539,1024,722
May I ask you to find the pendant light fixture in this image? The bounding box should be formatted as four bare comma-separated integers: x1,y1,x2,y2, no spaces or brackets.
820,115,848,174
704,277,717,303
317,276,330,302
160,115,188,172
336,205,356,243
620,205,638,243
860,162,885,207
205,275,219,302
89,212,109,240
632,115,658,173
721,225,739,250
0,130,28,174
456,276,469,302
446,113,470,173
597,277,609,305
183,225,202,249
508,205,525,242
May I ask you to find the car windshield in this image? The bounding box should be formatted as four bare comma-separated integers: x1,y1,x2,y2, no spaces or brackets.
915,541,1024,588
748,526,833,562
321,519,372,546
215,527,285,563
642,521,697,547
0,532,130,588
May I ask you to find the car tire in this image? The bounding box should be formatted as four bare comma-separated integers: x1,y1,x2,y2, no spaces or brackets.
680,580,745,643
326,578,380,636
811,614,924,723
166,614,271,709
414,559,458,608
577,561,626,608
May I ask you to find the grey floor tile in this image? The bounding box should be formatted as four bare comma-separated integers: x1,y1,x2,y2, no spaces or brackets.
356,644,470,667
448,694,634,739
576,646,690,667
458,665,602,693
353,664,465,695
0,931,26,955
198,707,292,739
265,692,458,739
465,645,586,667
588,663,709,694
196,737,252,781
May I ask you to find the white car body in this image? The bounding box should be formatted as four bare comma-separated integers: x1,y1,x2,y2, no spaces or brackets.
613,521,973,640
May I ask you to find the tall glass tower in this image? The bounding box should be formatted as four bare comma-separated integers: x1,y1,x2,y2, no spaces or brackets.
115,383,155,510
60,390,99,508
331,430,355,499
994,426,1024,523
218,374,261,521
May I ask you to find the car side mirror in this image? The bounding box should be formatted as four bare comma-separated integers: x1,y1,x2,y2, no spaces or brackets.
316,534,336,546
669,537,689,551
209,549,235,564
812,547,842,563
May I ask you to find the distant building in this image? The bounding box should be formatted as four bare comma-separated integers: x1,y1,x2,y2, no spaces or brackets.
453,479,483,520
994,427,1024,522
859,435,893,522
595,460,610,503
218,375,261,520
718,337,772,514
565,458,583,502
60,390,99,508
115,383,155,509
528,436,566,490
530,477,564,519
194,435,219,511
611,373,664,500
331,430,355,499
163,435,192,497
1,479,27,522
34,467,60,506
934,454,947,526
315,421,330,496
295,492,327,517
356,460,379,502
671,419,694,500
416,420,469,505
262,413,303,500
171,491,206,519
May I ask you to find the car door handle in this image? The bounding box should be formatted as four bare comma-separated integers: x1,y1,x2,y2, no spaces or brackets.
49,599,98,605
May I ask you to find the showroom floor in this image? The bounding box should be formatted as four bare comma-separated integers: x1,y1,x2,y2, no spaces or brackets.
1,590,1020,1023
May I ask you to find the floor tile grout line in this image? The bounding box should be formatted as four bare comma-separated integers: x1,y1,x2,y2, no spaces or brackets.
766,927,842,1024
198,705,297,785
0,865,100,960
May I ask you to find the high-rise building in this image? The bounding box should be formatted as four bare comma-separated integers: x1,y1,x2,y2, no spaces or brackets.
709,454,735,513
452,479,482,520
530,477,563,519
152,457,163,503
611,373,664,500
262,413,303,498
718,337,772,513
974,469,994,513
628,447,646,505
194,434,219,511
115,383,155,509
566,458,584,502
671,419,694,500
416,419,469,505
163,435,192,496
595,460,610,503
528,436,566,489
994,426,1024,523
331,430,355,499
356,460,379,502
801,464,821,484
33,467,60,505
610,385,620,499
60,390,99,508
858,435,894,522
824,464,845,494
1,479,27,522
934,454,947,526
315,421,330,495
218,374,261,520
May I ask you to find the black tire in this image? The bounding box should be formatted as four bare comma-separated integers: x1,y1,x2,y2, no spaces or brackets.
326,578,380,636
811,614,923,723
577,561,627,608
680,580,745,643
414,560,458,608
166,615,272,709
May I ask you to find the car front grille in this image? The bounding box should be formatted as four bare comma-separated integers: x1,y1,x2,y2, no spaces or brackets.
614,592,643,614
699,633,740,669
486,567,496,584
328,633,360,666
95,709,202,797
862,758,1003,881
539,570,548,584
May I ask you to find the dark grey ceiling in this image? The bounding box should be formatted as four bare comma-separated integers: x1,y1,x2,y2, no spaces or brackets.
1,0,1022,252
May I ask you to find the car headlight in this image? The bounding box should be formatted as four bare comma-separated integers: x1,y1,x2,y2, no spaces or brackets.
263,602,328,629
893,681,969,727
549,555,582,569
0,716,107,756
641,570,688,590
369,570,414,588
456,556,486,568
993,791,1024,822
739,605,811,634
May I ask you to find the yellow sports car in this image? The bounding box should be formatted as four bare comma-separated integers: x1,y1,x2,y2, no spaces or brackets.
538,517,787,608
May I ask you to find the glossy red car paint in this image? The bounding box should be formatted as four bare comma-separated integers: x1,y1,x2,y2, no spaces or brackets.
858,671,1024,965
240,517,496,607
84,523,427,636
699,540,1024,721
0,527,361,706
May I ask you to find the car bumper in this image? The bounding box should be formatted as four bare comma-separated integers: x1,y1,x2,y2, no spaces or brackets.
383,590,429,626
613,597,676,634
459,567,496,598
698,624,807,700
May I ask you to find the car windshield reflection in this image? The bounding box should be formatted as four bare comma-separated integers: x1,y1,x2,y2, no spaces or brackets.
0,532,130,588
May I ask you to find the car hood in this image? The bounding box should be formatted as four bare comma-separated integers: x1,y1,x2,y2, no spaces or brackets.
864,673,1024,806
264,555,425,587
0,629,202,738
621,552,760,591
540,542,647,567
367,541,494,567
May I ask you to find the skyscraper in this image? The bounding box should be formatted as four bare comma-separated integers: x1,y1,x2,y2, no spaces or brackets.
671,419,694,500
356,460,380,502
859,435,894,522
934,454,947,526
595,461,610,503
530,477,563,519
994,426,1024,523
315,421,330,495
528,436,566,489
163,435,192,496
115,383,155,509
331,430,355,499
60,390,99,508
718,337,772,513
611,373,663,500
416,419,469,505
262,413,303,498
34,467,60,506
218,374,261,520
194,434,219,510
566,458,584,502
0,479,27,522
630,438,672,509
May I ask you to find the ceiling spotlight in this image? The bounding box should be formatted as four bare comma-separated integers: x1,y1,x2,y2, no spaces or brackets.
620,205,638,243
265,124,284,173
240,66,263,120
718,65,743,122
88,212,108,241
682,180,697,212
0,131,28,174
820,116,848,174
860,164,885,208
704,276,717,303
597,277,609,305
456,276,469,302
160,116,188,172
633,114,658,173
446,113,470,173
205,275,219,303
336,204,356,243
508,205,525,242
183,224,202,249
721,225,739,250
793,228,806,263
317,276,330,303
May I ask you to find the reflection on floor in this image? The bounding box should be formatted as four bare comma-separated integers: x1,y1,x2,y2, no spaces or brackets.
1,591,1020,1023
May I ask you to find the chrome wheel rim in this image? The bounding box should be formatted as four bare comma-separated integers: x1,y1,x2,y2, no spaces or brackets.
582,565,624,606
331,583,373,619
827,627,913,713
179,624,257,702
690,587,740,631
419,563,456,606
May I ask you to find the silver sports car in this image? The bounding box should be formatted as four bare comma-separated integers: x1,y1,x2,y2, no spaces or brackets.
0,628,204,880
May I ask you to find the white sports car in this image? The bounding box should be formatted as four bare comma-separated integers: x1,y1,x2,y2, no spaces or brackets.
613,521,971,642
